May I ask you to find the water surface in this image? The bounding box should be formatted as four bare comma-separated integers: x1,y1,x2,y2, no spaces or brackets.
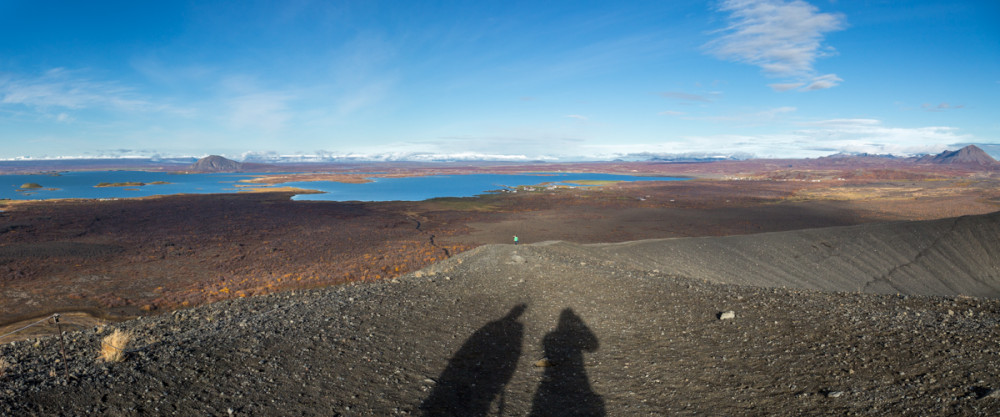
3,171,257,200
2,171,684,202
288,173,682,201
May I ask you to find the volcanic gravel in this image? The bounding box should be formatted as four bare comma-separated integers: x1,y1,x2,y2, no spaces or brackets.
2,240,1000,416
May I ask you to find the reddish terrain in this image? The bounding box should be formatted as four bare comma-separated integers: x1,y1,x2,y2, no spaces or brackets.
2,158,999,342
1,193,467,329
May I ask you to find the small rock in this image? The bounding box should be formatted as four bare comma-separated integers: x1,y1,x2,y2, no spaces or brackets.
534,358,554,367
826,391,844,398
971,386,1000,399
511,255,525,264
718,311,736,320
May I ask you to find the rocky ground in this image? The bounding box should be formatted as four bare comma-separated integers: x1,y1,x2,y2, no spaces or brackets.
2,235,999,416
5,176,998,337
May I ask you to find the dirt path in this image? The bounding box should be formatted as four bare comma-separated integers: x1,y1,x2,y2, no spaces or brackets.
0,310,116,345
409,215,451,259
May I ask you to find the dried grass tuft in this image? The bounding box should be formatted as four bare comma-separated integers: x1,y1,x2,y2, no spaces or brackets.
0,357,9,378
100,329,132,362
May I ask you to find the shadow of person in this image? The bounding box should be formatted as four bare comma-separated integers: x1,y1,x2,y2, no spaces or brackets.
530,308,605,417
421,303,527,417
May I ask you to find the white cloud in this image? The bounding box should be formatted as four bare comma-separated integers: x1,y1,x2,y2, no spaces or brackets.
658,110,687,116
227,92,294,131
922,102,964,112
566,114,588,120
758,106,797,118
238,150,557,163
672,106,797,123
791,118,970,155
706,0,845,90
333,78,395,117
800,73,842,90
0,68,150,111
658,91,718,103
799,118,880,127
768,82,805,92
769,73,841,91
587,118,971,159
379,133,589,161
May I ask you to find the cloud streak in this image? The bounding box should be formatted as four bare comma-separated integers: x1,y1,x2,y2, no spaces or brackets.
0,68,151,111
658,91,718,103
792,118,970,155
594,118,971,159
706,0,845,90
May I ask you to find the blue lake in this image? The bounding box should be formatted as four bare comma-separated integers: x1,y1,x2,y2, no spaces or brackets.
3,171,258,200
2,171,685,202
287,173,684,201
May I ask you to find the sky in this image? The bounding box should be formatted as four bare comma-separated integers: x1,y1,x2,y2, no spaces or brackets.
1,0,998,161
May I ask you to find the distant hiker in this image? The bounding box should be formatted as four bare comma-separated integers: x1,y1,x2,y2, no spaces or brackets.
513,235,519,245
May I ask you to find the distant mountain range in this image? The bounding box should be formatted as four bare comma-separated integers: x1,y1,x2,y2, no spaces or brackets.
815,145,999,168
914,145,999,166
1,146,997,172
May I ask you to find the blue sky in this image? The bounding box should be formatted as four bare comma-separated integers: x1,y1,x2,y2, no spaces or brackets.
1,0,998,161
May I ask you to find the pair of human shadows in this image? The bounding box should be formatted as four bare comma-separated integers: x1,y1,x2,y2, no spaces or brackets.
420,305,604,417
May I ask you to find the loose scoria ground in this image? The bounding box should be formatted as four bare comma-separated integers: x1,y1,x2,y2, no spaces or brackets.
2,241,999,416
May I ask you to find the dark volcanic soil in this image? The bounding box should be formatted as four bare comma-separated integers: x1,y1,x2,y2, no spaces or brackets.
2,177,998,342
2,235,999,416
0,192,469,337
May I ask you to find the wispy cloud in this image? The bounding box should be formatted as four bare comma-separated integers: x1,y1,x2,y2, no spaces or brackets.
226,92,294,131
800,73,842,91
922,102,964,112
790,118,971,155
598,118,971,158
0,68,151,111
385,134,589,160
664,106,796,123
658,91,718,103
334,78,395,117
565,114,588,120
768,82,805,92
768,73,842,91
706,0,845,91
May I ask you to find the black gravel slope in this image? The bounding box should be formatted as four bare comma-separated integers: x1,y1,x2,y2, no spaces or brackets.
2,215,1000,416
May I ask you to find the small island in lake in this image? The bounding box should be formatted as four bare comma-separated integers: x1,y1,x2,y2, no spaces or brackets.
19,182,44,189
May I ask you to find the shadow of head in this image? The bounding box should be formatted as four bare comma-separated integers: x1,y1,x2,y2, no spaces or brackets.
504,303,528,321
553,308,598,352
